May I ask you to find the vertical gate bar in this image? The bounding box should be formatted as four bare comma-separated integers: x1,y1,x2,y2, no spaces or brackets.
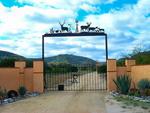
49,71,50,90
75,64,76,91
71,64,73,91
86,64,88,91
75,64,78,91
105,34,108,90
87,64,90,90
86,64,87,91
69,65,71,91
87,64,88,91
85,65,87,91
74,64,76,91
60,66,63,90
42,35,46,90
91,64,94,91
55,67,57,91
89,64,91,91
94,65,95,90
88,64,90,91
78,64,79,91
103,73,104,90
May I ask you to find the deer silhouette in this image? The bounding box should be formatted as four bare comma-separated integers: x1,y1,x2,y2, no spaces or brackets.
59,21,68,32
88,27,97,32
81,22,91,31
95,27,104,32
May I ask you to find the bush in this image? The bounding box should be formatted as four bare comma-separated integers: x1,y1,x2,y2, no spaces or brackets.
137,79,150,90
18,86,26,97
128,88,138,96
113,75,131,95
137,79,150,96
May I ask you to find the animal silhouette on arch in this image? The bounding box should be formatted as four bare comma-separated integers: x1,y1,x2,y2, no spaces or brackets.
59,21,69,32
80,22,91,31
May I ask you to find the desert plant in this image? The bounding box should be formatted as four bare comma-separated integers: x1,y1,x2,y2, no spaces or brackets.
137,79,150,90
18,86,26,97
113,75,131,95
137,79,150,96
128,88,138,96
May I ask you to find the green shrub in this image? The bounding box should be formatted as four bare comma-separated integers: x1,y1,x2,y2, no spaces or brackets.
137,79,150,96
137,79,150,90
18,86,26,96
113,75,131,95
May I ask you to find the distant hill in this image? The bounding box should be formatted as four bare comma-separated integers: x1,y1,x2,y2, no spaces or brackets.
0,50,25,60
0,50,97,65
45,54,97,65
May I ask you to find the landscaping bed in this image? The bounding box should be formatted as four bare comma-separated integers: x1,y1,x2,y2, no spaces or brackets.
111,92,150,109
0,86,40,105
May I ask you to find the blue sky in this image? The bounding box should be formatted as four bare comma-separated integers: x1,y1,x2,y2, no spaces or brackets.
0,0,150,61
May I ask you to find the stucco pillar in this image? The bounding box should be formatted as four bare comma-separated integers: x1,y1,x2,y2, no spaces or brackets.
125,59,136,75
15,61,26,86
107,59,117,91
33,61,44,93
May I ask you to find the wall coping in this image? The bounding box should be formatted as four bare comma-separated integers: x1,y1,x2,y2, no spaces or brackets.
0,67,19,69
132,64,150,67
107,59,116,60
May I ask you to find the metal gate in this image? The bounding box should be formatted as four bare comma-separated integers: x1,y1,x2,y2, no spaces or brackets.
45,64,107,91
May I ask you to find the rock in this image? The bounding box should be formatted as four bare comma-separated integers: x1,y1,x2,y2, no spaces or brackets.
3,99,9,104
7,98,14,103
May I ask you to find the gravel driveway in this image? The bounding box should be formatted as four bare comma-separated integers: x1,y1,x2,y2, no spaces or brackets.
0,91,107,113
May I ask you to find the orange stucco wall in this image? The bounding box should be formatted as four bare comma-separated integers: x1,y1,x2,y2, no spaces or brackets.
117,67,127,76
0,68,20,91
0,61,44,93
131,65,150,86
33,61,44,93
24,68,33,92
107,59,117,91
107,59,150,91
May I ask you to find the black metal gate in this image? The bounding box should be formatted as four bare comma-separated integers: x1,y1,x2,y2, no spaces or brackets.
45,64,106,91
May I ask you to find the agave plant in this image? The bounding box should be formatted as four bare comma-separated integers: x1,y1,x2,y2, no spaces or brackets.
113,75,131,95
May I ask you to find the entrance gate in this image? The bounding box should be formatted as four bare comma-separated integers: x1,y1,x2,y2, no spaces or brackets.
45,64,106,91
42,32,108,91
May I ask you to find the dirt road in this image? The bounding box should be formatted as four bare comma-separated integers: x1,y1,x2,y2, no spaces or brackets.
0,91,107,113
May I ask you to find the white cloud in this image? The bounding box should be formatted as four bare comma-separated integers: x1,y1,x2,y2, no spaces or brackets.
0,0,149,61
80,4,100,12
82,0,150,59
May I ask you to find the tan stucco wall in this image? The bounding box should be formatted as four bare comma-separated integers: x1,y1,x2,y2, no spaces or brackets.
131,65,150,86
107,59,117,91
107,59,150,91
117,67,127,76
33,61,44,93
0,68,20,91
0,60,44,93
24,68,33,92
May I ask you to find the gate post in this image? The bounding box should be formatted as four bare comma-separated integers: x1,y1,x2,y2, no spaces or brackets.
33,60,44,93
125,59,136,75
15,61,26,86
107,59,117,91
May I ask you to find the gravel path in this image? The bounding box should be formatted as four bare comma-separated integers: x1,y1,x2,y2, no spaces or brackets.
0,91,107,113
